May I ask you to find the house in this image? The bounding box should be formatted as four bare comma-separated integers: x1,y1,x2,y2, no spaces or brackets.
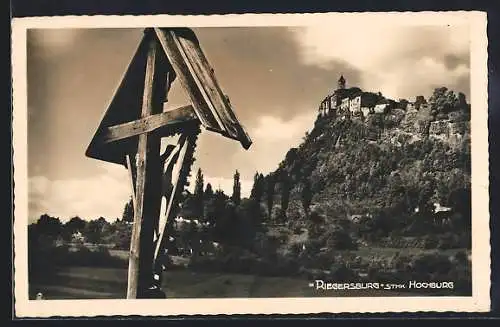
71,231,85,243
433,202,452,213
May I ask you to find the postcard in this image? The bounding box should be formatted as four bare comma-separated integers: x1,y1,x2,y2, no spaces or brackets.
12,11,490,316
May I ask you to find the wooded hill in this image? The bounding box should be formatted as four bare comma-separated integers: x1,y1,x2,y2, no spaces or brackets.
253,86,471,244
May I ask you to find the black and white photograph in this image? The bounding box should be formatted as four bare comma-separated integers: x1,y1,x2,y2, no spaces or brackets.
12,12,490,316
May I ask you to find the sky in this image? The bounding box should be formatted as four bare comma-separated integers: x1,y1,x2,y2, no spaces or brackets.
27,23,471,223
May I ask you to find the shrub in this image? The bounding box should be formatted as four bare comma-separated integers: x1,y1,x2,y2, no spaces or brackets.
423,234,439,249
322,228,358,251
410,253,452,279
330,264,357,281
437,232,460,250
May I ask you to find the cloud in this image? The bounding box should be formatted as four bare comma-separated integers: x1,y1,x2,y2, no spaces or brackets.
28,29,83,56
29,163,130,223
252,113,316,141
188,110,317,186
235,112,317,174
290,24,470,100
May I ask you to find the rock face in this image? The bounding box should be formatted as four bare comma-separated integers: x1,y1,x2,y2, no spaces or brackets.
400,109,420,134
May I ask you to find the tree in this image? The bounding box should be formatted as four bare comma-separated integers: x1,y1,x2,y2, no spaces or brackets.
194,168,204,219
250,172,265,203
415,95,427,108
266,174,275,218
280,173,291,218
235,198,260,247
307,211,324,239
231,170,241,206
65,216,86,232
204,182,214,199
448,187,471,231
429,87,459,116
398,98,409,110
36,214,62,238
418,179,436,214
323,227,358,251
210,189,228,227
122,197,134,223
83,220,101,244
301,179,313,217
63,216,87,241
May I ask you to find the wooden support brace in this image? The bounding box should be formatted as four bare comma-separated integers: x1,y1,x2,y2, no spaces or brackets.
153,133,191,263
125,154,137,210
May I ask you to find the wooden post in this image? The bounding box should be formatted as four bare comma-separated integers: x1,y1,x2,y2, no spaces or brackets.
126,33,167,299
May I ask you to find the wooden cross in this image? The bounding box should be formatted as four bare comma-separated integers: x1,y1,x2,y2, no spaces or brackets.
85,28,252,299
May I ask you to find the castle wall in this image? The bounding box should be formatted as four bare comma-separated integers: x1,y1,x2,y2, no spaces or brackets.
361,107,371,117
349,96,361,113
400,109,420,133
406,103,416,111
341,98,350,112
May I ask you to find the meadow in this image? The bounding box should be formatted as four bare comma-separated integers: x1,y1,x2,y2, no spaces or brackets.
30,266,427,300
29,244,469,300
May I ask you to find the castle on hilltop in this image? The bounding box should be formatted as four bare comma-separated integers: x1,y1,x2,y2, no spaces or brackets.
318,75,429,119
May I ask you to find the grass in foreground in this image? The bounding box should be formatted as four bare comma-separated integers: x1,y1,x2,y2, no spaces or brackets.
30,266,453,300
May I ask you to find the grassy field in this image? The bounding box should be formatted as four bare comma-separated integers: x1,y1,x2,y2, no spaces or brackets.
30,266,456,300
107,247,469,261
29,244,470,300
346,246,469,257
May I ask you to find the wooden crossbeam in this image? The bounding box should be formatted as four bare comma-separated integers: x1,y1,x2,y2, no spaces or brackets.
100,105,198,144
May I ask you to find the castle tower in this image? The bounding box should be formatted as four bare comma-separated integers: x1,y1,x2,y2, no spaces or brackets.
337,75,346,90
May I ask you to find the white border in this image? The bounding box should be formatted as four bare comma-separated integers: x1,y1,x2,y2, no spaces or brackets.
12,12,490,317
